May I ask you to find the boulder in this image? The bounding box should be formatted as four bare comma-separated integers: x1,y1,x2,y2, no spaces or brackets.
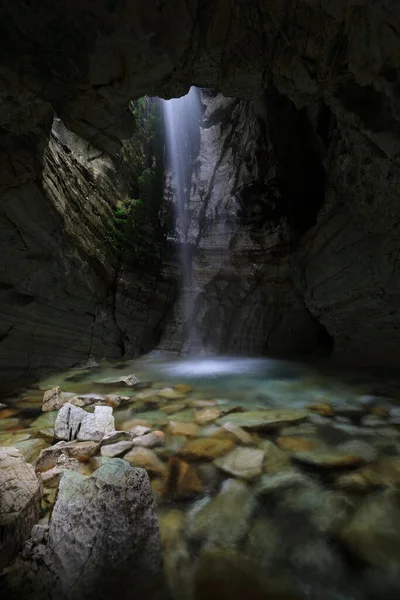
0,447,42,570
6,459,166,599
54,403,115,442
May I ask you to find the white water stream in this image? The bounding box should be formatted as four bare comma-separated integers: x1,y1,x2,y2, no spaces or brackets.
161,87,202,350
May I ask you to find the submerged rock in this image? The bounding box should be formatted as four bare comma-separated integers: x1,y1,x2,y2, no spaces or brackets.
124,447,167,476
179,437,235,461
187,479,253,548
214,446,265,480
341,489,400,572
168,421,199,437
131,431,165,448
0,447,42,570
336,458,400,491
217,409,307,430
162,457,203,501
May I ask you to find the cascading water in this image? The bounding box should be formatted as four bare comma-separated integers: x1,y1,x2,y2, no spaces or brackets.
161,87,202,351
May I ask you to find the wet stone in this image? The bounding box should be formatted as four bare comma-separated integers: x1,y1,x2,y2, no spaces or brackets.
336,457,400,491
193,548,303,600
341,489,400,572
131,430,165,448
293,448,367,469
163,403,187,415
217,409,307,430
0,418,21,431
195,408,221,425
124,447,167,477
173,384,192,394
162,457,203,501
179,437,235,461
187,479,253,548
221,422,253,444
13,438,48,464
168,421,199,437
100,440,134,458
157,388,187,400
276,436,318,452
214,446,265,480
260,440,292,474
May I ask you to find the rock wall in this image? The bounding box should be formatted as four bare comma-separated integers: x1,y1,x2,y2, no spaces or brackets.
162,90,333,358
1,0,400,373
0,119,177,393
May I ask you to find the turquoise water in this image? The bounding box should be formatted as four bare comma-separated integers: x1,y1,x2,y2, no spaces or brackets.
1,356,400,599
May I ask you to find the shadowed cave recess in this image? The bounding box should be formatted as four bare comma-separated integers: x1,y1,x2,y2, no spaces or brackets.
1,1,400,600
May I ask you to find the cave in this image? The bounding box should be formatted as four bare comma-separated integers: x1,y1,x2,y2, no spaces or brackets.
1,2,400,599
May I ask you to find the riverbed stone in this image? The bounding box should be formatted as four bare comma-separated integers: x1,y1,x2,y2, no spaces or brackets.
173,384,192,394
221,421,253,444
341,489,400,572
179,437,235,461
187,479,253,548
124,447,167,476
336,458,400,491
214,446,265,480
193,548,302,600
162,457,203,501
0,417,20,431
131,430,165,448
29,411,58,429
158,388,187,400
0,447,42,570
217,409,307,430
276,436,318,452
100,440,135,458
13,438,48,464
130,410,168,426
164,403,187,415
293,448,367,469
260,440,292,474
168,421,199,437
195,408,221,425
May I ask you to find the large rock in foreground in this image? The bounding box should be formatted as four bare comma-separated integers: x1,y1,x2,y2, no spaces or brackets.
5,459,166,600
0,447,42,570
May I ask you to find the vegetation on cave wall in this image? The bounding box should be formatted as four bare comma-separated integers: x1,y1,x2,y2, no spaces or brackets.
111,97,172,268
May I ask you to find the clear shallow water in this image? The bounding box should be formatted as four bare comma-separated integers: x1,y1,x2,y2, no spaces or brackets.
2,355,400,599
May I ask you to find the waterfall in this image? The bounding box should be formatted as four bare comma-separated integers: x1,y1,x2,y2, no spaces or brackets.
161,87,202,351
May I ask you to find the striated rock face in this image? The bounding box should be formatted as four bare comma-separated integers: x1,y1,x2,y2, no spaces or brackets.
1,0,400,374
0,117,177,392
162,90,334,357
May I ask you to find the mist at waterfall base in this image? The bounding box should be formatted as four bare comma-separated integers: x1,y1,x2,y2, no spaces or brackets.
161,87,202,352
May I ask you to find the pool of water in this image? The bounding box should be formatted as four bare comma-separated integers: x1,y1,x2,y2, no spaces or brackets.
1,355,400,599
